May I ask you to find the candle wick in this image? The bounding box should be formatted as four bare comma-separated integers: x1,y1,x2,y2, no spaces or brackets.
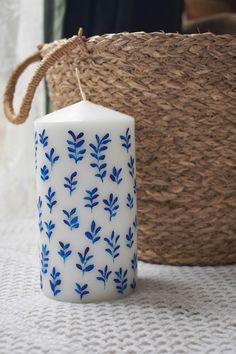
75,67,86,101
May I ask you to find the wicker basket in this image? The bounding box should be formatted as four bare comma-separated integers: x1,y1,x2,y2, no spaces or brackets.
4,31,236,265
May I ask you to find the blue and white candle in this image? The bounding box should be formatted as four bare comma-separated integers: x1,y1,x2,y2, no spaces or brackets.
34,99,137,302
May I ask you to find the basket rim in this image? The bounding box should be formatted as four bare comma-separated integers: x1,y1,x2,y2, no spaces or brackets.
42,30,236,49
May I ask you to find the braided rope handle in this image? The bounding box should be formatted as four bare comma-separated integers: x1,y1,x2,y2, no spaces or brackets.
3,31,88,125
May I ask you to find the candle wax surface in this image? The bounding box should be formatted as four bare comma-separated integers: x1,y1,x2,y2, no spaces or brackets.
38,100,134,125
34,100,137,303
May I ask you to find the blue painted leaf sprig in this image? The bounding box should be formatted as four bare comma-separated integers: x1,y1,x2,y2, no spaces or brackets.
41,244,49,274
90,133,111,182
104,231,120,262
126,227,134,248
39,129,48,148
76,247,94,275
45,187,57,213
75,283,89,300
50,267,61,296
133,178,137,194
128,156,136,194
40,165,49,181
67,130,86,164
58,242,72,263
44,220,55,241
120,128,131,152
34,132,38,171
45,148,59,170
110,167,122,185
114,268,128,294
37,196,43,233
130,278,137,290
84,187,99,211
126,193,134,209
128,156,135,179
103,193,119,221
64,171,77,196
96,265,112,289
85,220,102,244
131,253,137,271
63,208,79,230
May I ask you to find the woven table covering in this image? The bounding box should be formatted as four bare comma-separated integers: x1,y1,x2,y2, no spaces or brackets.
0,220,236,354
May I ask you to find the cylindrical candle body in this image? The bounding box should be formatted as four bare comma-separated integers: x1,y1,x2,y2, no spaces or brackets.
34,101,137,302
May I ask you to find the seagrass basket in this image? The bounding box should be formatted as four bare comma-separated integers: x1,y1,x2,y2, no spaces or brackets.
4,30,236,265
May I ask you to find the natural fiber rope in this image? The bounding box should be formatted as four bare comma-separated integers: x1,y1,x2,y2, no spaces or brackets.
75,67,87,101
3,51,41,124
3,30,88,124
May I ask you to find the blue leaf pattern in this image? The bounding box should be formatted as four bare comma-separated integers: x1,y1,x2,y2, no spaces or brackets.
126,227,134,248
45,148,59,170
45,187,57,213
76,247,94,275
104,231,120,262
37,127,137,299
120,128,131,152
110,166,122,185
126,193,134,209
85,220,102,244
34,131,38,171
131,253,137,271
103,193,119,221
75,283,89,300
133,178,137,194
114,268,128,294
96,265,112,289
90,133,111,182
41,244,49,274
58,241,72,263
63,208,80,230
64,171,77,196
37,196,43,233
130,278,137,290
39,129,48,148
44,220,55,241
50,267,61,296
128,156,135,179
40,165,49,181
84,187,99,211
67,130,86,164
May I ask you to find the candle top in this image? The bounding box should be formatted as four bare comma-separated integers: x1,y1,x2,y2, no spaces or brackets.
36,100,134,124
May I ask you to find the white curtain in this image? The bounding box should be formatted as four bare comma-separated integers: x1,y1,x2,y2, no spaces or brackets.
0,0,45,220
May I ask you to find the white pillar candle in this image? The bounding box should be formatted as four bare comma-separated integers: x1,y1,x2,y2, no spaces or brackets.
34,100,137,303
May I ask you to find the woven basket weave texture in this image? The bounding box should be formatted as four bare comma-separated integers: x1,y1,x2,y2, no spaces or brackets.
40,32,236,265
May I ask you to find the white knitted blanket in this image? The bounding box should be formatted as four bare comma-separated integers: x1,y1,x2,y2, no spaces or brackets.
0,219,236,354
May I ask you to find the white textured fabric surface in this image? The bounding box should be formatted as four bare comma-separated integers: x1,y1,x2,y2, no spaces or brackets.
0,220,236,354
